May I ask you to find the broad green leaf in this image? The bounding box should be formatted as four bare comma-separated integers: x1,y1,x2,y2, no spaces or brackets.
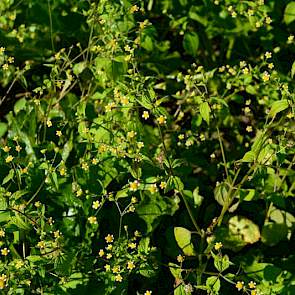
183,32,199,57
269,100,289,117
199,102,210,124
241,151,256,162
206,276,220,294
14,98,27,114
0,122,7,137
73,62,87,75
213,253,230,272
214,182,229,206
169,262,182,279
174,227,196,256
284,2,295,24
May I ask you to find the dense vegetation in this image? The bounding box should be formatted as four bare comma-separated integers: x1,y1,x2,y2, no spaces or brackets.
0,0,294,294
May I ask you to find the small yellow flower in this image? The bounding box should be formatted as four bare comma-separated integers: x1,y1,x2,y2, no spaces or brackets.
35,201,41,208
0,274,7,289
104,264,111,271
177,255,185,263
88,216,97,224
105,102,116,112
106,253,112,259
53,230,61,238
214,242,223,250
210,153,216,159
144,291,152,295
255,21,261,28
178,134,185,140
265,16,272,24
130,5,139,13
248,281,256,289
120,96,129,105
287,35,294,44
287,112,294,119
157,115,167,125
2,64,9,70
242,68,249,75
244,107,251,114
5,155,13,163
160,181,166,189
127,261,135,270
0,229,5,238
98,249,104,257
246,126,253,133
47,120,52,127
268,63,274,69
92,200,101,209
106,244,113,251
56,130,62,137
115,274,123,282
262,71,270,82
92,158,98,165
235,281,244,291
37,241,46,249
15,145,22,152
3,146,10,152
105,234,114,243
112,266,120,274
142,111,149,120
129,180,140,191
1,248,9,256
128,205,136,212
0,47,5,54
149,184,158,194
8,57,14,64
265,52,272,59
134,230,141,237
127,131,137,139
59,167,66,176
137,141,144,149
128,242,137,249
251,290,257,295
131,197,137,204
15,259,24,269
82,162,89,171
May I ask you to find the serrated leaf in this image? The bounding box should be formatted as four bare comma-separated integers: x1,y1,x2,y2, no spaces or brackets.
174,227,196,256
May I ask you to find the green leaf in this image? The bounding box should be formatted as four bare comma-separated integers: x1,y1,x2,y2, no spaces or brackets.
213,253,230,272
169,262,182,279
2,169,14,185
73,62,87,75
0,122,7,137
241,151,256,162
183,32,199,57
14,98,27,114
284,2,295,25
291,61,295,78
174,227,196,256
199,102,210,124
269,100,289,117
206,276,220,294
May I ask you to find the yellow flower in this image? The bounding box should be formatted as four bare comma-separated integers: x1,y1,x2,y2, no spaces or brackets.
265,51,272,59
157,115,167,125
115,274,123,282
149,184,158,194
15,145,22,152
127,261,135,270
59,167,66,176
287,112,294,119
3,146,10,152
214,242,223,250
0,274,7,289
46,120,52,127
129,180,140,191
244,107,251,114
134,230,141,237
246,126,253,133
262,71,270,82
15,259,24,269
106,253,112,259
105,234,114,243
56,130,62,137
98,249,104,257
265,16,272,24
251,290,257,295
144,291,152,295
106,244,113,251
242,68,249,75
268,63,274,69
112,266,120,274
287,35,294,44
130,5,139,13
2,64,9,70
248,281,256,289
160,181,166,189
235,281,244,291
127,131,137,139
142,111,149,120
104,264,111,271
92,200,101,209
92,158,98,165
1,248,10,256
137,142,144,149
35,201,41,208
88,216,97,224
105,102,115,112
0,47,5,54
131,197,137,204
177,255,185,263
5,155,13,163
0,229,5,238
37,241,46,249
128,205,135,212
128,242,137,249
120,96,129,105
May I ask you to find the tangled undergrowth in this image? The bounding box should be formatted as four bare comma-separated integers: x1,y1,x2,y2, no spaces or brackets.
0,0,294,294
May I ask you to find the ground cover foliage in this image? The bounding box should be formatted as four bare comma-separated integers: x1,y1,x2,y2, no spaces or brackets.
0,0,294,294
